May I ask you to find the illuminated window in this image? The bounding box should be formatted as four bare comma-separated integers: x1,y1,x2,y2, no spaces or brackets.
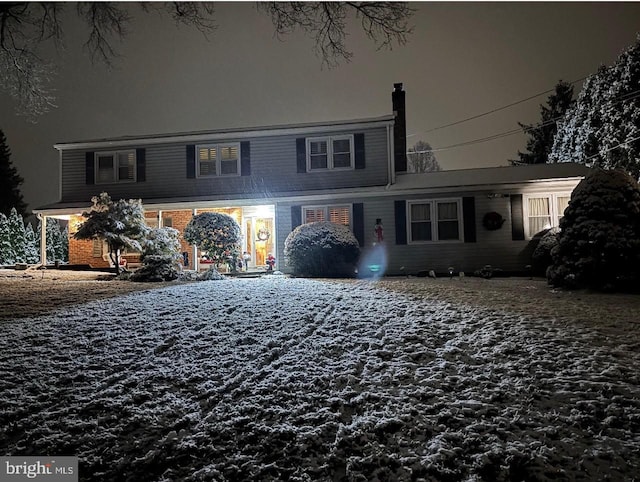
303,205,351,226
408,199,462,242
524,193,571,237
306,136,354,171
95,151,135,183
197,143,240,177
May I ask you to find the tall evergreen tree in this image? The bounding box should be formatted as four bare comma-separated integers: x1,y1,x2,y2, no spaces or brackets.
0,213,15,264
8,207,26,263
551,37,640,178
511,81,575,165
0,129,27,216
24,222,40,263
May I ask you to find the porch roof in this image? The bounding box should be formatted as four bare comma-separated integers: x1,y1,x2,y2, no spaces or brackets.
33,163,591,215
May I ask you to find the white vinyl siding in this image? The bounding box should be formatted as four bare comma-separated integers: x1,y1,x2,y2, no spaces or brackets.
95,151,135,184
303,205,351,227
524,193,571,238
306,135,354,171
197,143,240,177
408,199,462,243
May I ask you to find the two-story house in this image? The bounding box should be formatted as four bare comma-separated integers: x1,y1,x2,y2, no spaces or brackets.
34,83,590,275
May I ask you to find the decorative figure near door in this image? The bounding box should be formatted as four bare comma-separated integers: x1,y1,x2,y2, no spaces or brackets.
242,251,251,272
266,253,276,272
374,218,384,244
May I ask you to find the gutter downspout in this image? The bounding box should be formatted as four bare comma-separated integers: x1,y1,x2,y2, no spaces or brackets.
386,122,395,189
36,213,47,266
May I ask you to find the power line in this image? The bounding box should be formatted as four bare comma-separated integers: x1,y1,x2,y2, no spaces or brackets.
406,88,640,155
407,76,588,138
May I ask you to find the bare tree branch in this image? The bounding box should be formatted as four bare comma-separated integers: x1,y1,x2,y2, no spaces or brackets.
76,2,130,66
1,1,412,119
257,2,413,67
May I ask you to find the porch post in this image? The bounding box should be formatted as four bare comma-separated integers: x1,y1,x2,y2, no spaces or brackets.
192,209,198,271
38,214,47,266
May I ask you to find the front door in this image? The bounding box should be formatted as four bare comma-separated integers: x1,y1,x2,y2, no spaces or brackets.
243,216,275,269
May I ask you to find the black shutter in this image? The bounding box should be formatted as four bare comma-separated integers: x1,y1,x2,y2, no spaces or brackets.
291,205,302,230
240,141,251,176
511,194,525,240
136,148,146,182
186,145,196,179
296,138,307,173
394,200,407,245
462,197,476,243
354,133,365,170
352,202,365,247
85,152,95,185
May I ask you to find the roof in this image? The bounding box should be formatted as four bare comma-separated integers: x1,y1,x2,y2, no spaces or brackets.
53,115,396,150
391,163,591,191
34,163,590,215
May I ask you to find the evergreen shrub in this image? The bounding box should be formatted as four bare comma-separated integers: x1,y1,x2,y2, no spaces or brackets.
284,221,360,278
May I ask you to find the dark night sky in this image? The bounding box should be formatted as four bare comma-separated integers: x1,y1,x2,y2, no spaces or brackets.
1,2,639,212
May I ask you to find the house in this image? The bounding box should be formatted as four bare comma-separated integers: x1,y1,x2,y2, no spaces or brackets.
34,84,590,275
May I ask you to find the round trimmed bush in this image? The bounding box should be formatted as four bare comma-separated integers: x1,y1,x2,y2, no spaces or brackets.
531,227,560,276
547,169,640,291
284,222,360,277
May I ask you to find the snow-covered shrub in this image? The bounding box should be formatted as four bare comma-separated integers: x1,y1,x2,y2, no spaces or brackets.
548,169,640,291
131,227,181,282
284,221,360,277
183,212,241,272
74,193,149,274
531,227,560,276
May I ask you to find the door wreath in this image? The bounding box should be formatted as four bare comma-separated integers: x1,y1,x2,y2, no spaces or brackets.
482,211,505,230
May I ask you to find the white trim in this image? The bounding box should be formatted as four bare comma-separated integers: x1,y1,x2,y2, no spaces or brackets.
407,198,464,244
53,116,395,151
306,135,354,172
196,142,241,178
94,149,137,184
523,192,572,239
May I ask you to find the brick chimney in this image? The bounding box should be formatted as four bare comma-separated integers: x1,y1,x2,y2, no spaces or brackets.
392,83,407,172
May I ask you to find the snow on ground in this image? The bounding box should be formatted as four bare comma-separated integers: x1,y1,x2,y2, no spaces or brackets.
1,271,640,481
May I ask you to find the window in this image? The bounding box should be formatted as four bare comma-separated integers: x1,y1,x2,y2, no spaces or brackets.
303,205,351,226
95,151,136,184
524,193,571,237
408,199,462,242
306,136,354,171
197,143,240,177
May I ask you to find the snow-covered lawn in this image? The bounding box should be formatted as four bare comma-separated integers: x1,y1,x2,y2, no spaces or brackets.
1,273,640,481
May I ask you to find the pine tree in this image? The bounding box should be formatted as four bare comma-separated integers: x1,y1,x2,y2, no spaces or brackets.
0,213,15,264
0,129,28,216
551,37,640,178
36,217,63,263
511,81,575,165
8,207,26,263
24,222,40,263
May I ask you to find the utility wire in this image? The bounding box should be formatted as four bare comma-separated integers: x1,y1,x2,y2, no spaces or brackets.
406,88,640,155
407,76,589,138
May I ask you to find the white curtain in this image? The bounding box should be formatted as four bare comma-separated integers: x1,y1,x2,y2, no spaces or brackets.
528,197,551,234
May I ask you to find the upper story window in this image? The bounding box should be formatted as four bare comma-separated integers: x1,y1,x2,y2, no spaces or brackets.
303,205,351,227
197,143,240,177
408,198,462,243
95,151,136,184
524,193,571,238
307,135,354,171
